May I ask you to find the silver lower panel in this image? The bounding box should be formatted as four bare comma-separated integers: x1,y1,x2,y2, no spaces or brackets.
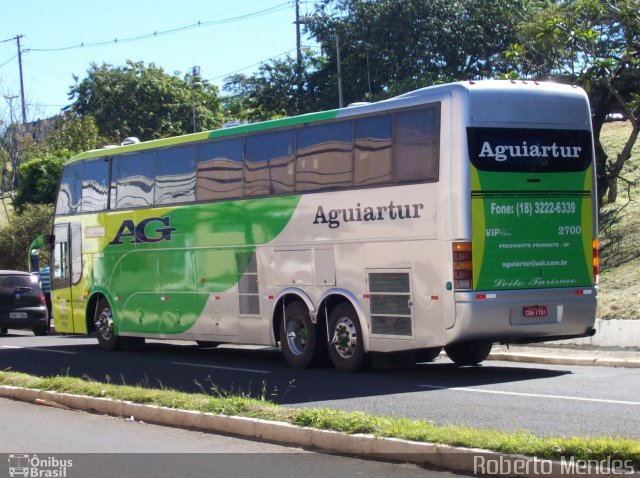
448,287,597,344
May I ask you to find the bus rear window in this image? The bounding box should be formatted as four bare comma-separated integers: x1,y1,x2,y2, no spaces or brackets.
468,128,592,173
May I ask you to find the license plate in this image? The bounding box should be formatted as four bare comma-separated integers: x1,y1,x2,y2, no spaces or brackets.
9,312,27,319
523,306,548,318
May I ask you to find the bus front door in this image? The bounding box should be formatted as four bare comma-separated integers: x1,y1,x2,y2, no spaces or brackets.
51,223,84,333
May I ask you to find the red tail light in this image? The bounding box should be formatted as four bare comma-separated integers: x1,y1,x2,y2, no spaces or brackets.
40,290,46,305
453,242,473,290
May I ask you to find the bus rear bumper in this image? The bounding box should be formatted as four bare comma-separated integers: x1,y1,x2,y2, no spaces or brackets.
449,287,597,345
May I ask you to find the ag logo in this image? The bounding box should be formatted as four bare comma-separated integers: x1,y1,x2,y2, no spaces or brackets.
108,216,176,245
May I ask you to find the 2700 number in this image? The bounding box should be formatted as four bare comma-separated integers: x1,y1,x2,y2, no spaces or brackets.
558,225,582,235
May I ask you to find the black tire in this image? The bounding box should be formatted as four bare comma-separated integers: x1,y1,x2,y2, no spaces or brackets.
0,327,7,335
416,346,443,363
33,326,49,336
445,340,493,366
94,297,120,351
196,341,221,348
280,301,327,368
328,302,367,372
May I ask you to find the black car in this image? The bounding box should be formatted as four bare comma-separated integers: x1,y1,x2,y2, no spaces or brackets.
0,270,49,336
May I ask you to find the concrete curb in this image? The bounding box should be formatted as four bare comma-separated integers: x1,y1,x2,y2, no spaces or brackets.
487,352,640,368
0,385,631,478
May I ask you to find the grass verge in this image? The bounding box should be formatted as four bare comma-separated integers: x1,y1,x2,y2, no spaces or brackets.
1,370,638,466
598,120,640,320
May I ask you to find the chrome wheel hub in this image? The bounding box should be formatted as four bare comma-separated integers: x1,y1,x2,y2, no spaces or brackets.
332,317,358,359
95,307,114,339
286,317,308,356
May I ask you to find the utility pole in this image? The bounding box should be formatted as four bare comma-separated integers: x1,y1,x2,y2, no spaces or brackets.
295,0,301,70
0,34,27,124
336,31,343,108
16,35,27,124
295,0,303,111
191,66,202,133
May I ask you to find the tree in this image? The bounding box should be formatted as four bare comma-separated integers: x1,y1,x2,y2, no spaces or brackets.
0,203,53,270
12,152,66,213
504,0,640,206
69,61,224,142
222,0,535,119
304,0,535,104
45,112,102,153
223,51,320,122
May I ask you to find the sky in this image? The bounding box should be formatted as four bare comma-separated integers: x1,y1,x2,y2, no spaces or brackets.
0,0,316,122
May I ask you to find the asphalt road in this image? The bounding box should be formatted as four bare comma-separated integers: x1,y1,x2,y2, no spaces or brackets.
0,398,466,478
1,331,638,439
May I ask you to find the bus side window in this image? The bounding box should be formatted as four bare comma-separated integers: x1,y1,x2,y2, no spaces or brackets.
394,107,439,183
80,158,109,212
196,138,244,201
244,130,295,196
55,162,82,215
354,115,392,186
156,144,196,205
115,151,156,209
296,121,353,192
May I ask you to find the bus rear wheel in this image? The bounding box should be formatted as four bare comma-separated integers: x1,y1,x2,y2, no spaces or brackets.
416,346,443,363
280,301,327,368
445,340,493,366
328,303,367,372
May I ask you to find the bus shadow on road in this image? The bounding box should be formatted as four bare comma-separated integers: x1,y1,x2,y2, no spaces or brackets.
0,336,572,406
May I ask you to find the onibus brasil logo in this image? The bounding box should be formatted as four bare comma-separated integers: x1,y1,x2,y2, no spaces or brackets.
8,454,73,478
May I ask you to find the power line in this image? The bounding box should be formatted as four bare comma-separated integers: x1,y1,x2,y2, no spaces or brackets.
209,44,320,82
26,2,291,53
0,54,17,69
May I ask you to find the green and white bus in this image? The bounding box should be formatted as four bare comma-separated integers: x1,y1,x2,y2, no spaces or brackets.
51,80,598,371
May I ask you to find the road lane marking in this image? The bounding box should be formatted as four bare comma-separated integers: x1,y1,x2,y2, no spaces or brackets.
417,384,640,405
0,345,77,355
171,361,271,374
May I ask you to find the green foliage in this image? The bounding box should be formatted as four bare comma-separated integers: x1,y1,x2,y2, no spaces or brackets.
12,152,67,213
69,61,224,142
308,0,531,102
224,0,538,118
223,50,320,122
504,0,640,206
0,203,53,270
45,113,102,153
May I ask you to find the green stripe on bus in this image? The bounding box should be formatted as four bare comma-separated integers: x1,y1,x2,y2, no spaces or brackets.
91,195,301,334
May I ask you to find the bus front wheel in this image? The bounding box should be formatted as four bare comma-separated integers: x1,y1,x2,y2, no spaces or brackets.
280,301,327,368
94,298,119,351
445,340,493,366
328,303,368,372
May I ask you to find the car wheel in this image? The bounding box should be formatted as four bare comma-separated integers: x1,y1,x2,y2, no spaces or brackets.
33,326,49,336
0,327,7,335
